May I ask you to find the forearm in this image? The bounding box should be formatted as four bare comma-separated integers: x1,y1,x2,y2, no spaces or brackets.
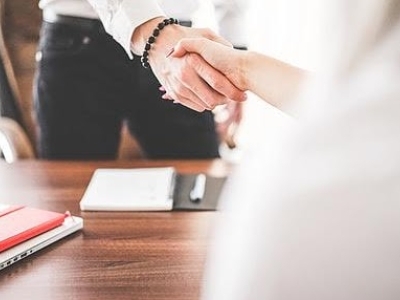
88,0,246,110
130,16,166,55
243,52,307,112
87,0,165,57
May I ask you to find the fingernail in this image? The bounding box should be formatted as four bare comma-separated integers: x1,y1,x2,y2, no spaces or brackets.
166,47,175,58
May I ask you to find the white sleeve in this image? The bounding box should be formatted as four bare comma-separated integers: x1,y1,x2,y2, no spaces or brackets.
201,68,400,299
211,0,249,47
158,0,200,20
87,0,165,57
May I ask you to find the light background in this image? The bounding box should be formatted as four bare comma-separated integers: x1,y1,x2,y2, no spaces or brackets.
192,0,324,162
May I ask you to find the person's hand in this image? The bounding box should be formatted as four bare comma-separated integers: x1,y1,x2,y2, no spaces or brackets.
171,37,308,113
171,37,249,92
214,101,243,149
131,18,246,112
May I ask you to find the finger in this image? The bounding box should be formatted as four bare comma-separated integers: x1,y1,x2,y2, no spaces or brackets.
161,93,174,100
165,91,206,112
172,95,206,112
172,38,232,60
172,41,248,102
187,53,247,102
163,92,204,111
229,101,243,124
208,35,232,47
171,38,212,58
236,102,244,123
179,67,229,109
163,90,207,111
199,28,232,47
165,63,221,110
176,85,216,110
163,80,209,112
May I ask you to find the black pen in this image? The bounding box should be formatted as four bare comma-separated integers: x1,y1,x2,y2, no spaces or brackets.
189,174,206,202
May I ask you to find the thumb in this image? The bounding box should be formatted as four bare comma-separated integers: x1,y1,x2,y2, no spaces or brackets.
207,34,232,47
170,38,214,59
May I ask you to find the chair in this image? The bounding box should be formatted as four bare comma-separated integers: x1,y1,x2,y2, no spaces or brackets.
0,0,35,162
0,117,35,162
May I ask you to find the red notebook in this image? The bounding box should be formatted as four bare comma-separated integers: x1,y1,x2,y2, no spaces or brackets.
0,205,67,252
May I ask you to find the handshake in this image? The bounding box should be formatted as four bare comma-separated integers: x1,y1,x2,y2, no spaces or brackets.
133,17,305,115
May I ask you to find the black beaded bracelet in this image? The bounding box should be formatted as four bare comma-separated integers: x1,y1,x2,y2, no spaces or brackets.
141,18,179,69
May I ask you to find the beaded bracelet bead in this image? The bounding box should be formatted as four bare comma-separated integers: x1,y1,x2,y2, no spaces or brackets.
141,18,179,69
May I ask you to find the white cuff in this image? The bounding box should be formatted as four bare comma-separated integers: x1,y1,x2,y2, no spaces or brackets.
110,0,165,58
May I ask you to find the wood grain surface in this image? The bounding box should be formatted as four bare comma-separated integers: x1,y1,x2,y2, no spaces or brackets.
0,159,231,300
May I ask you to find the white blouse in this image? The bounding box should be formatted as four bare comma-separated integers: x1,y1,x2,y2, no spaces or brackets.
201,25,400,300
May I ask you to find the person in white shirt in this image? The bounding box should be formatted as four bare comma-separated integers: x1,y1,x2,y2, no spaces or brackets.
86,0,246,108
165,0,400,299
34,0,247,159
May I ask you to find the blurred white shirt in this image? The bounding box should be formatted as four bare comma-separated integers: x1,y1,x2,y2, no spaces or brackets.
201,23,400,300
39,0,249,57
39,0,200,20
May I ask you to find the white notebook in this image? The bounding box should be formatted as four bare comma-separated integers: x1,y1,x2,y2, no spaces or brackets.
79,167,176,211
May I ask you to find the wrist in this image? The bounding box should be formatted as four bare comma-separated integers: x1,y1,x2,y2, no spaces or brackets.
131,16,166,55
141,20,189,69
148,25,186,60
239,50,253,91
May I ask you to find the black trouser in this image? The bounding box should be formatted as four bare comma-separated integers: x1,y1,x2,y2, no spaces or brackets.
33,17,220,159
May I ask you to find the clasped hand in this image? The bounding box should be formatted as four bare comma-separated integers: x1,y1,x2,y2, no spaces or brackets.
143,23,247,112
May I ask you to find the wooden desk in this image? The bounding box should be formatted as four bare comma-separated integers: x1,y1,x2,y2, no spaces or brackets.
0,160,231,300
